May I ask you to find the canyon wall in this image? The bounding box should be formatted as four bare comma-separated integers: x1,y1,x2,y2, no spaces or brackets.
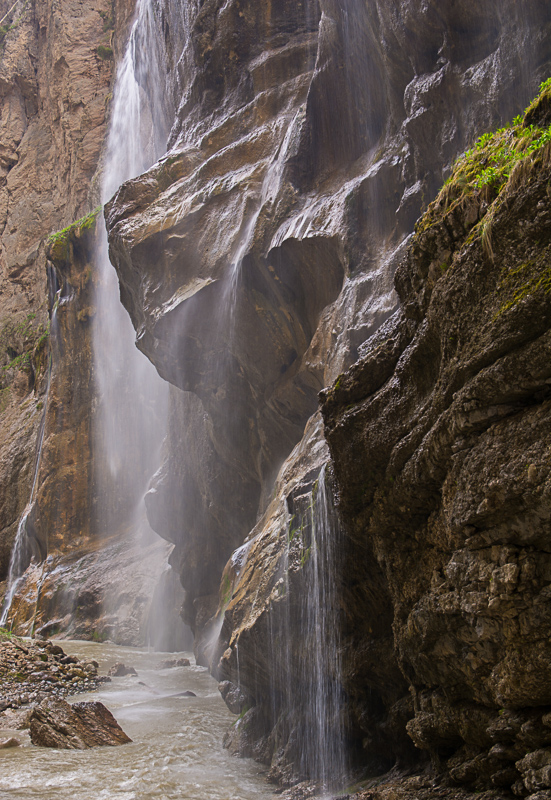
1,0,551,794
105,0,551,788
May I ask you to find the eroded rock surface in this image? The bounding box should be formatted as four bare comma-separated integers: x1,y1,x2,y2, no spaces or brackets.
105,0,551,656
29,698,131,748
321,100,551,793
0,0,134,589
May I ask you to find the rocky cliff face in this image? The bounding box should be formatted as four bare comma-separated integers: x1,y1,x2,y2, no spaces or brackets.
321,89,551,794
0,0,132,596
104,0,551,786
2,0,551,793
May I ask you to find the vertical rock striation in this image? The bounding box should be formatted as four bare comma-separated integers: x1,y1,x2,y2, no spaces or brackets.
0,0,133,598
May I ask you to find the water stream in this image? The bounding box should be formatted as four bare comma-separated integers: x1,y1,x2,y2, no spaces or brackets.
93,0,177,540
0,641,276,800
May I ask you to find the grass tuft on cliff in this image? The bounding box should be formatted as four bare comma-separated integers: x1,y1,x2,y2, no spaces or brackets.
47,206,102,264
417,78,551,233
412,78,551,317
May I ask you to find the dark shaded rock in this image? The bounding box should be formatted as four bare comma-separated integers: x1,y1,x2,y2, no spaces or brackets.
218,681,253,715
321,96,551,790
29,699,131,749
108,663,137,677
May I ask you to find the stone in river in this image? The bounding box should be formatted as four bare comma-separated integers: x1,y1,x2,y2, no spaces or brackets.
30,699,132,749
0,737,20,748
157,658,190,669
108,662,137,677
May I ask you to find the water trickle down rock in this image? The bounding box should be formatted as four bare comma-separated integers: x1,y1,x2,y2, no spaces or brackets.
321,91,551,793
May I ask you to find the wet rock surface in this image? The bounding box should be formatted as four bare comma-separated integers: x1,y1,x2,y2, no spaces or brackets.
29,698,131,749
0,0,134,587
321,99,551,793
105,0,551,705
108,662,137,677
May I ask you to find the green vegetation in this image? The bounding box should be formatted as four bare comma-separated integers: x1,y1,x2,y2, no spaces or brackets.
99,7,114,32
0,312,49,397
96,44,113,60
496,252,551,316
414,79,551,317
0,0,29,46
47,206,102,263
417,78,551,235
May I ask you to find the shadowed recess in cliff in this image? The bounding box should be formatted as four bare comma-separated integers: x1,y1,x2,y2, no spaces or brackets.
0,284,57,627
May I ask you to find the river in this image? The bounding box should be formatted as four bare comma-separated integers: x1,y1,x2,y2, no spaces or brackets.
1,640,276,800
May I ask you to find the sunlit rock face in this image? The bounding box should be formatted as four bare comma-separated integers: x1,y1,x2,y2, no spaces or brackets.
106,0,551,783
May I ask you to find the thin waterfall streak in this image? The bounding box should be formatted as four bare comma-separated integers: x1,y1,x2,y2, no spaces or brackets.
0,301,58,626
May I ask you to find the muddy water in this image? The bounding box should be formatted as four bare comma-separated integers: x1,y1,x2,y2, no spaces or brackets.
1,641,276,800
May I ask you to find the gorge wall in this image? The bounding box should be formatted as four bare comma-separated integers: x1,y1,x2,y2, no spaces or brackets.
104,0,551,790
1,0,551,796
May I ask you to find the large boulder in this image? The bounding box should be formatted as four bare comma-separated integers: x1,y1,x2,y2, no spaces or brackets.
29,698,131,749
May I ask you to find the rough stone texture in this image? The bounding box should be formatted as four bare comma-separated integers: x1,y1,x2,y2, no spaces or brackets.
0,633,110,709
105,0,551,651
0,0,190,649
0,0,136,584
29,697,131,748
321,123,551,791
103,0,551,785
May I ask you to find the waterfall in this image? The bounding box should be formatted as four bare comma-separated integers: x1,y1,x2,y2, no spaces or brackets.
93,0,181,545
266,464,347,789
297,466,347,788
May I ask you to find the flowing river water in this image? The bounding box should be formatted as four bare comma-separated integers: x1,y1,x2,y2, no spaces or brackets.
0,641,276,800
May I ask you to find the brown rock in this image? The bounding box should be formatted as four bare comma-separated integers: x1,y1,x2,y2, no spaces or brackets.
29,699,131,749
108,663,137,677
0,736,20,748
157,658,190,669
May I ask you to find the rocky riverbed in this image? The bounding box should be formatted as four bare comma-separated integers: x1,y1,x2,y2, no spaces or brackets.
0,631,110,716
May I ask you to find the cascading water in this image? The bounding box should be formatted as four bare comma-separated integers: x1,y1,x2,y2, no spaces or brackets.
91,0,193,644
94,0,172,528
297,466,347,788
264,464,347,790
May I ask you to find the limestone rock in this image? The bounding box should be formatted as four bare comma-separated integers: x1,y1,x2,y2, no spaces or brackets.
29,698,131,749
321,94,551,790
105,0,551,687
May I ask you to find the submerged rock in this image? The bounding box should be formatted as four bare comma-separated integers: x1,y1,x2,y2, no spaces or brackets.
29,699,132,749
0,737,20,749
156,658,190,669
108,663,138,677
